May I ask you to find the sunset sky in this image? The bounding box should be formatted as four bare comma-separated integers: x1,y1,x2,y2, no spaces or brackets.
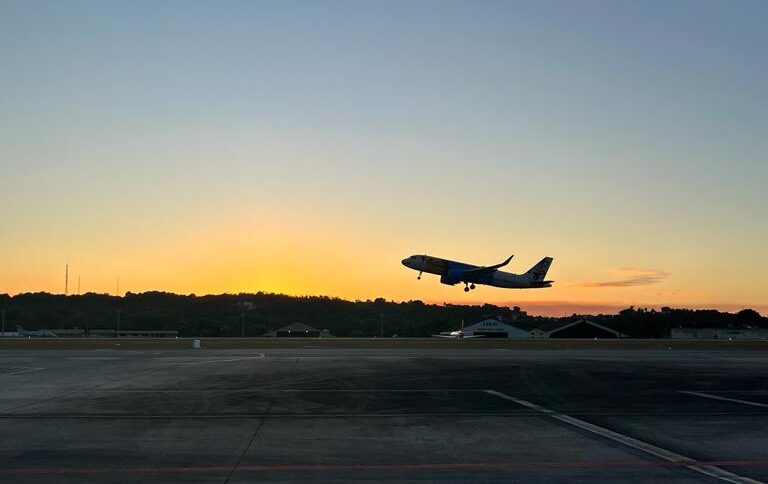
2,1,767,315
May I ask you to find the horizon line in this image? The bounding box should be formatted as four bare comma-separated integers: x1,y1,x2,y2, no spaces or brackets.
2,290,765,318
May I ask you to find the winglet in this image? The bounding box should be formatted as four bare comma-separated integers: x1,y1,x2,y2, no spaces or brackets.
489,255,513,270
462,255,515,279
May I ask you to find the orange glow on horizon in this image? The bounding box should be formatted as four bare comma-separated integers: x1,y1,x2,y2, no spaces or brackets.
3,205,766,316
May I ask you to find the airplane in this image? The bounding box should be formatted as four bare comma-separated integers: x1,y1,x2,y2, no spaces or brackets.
432,320,484,339
402,254,553,292
15,325,58,338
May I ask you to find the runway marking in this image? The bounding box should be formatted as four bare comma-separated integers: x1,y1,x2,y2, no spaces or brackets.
93,389,482,393
702,391,768,395
3,459,768,476
67,357,121,361
485,390,764,484
3,410,768,419
0,366,45,376
680,391,768,408
0,412,543,419
170,355,266,365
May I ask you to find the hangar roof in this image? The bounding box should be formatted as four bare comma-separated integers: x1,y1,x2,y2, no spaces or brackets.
463,318,529,337
534,318,626,338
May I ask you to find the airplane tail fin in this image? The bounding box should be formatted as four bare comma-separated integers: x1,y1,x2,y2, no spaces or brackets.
525,257,553,282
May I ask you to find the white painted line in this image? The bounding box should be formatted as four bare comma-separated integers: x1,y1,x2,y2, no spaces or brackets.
485,390,764,484
67,357,121,361
0,367,45,376
681,391,768,409
266,356,411,360
171,356,266,365
199,356,266,363
95,389,482,393
701,391,768,395
0,412,539,419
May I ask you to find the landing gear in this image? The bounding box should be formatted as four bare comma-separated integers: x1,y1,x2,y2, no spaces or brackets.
464,285,470,292
463,282,477,292
470,283,476,290
417,271,422,280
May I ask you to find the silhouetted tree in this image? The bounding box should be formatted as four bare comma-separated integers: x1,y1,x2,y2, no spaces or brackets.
2,292,765,338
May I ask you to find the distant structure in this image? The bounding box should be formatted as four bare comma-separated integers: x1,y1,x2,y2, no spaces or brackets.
671,327,768,340
263,323,333,338
530,318,627,339
460,317,530,339
88,329,178,338
13,326,58,338
40,328,85,338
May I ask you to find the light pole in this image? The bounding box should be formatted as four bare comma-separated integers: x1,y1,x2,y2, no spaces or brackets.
237,301,253,338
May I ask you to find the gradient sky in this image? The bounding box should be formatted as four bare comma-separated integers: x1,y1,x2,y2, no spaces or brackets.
2,0,767,315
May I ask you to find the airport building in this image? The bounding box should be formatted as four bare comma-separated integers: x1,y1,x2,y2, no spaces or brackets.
263,322,334,338
461,318,530,338
530,318,626,339
41,329,85,337
88,329,179,338
671,327,768,340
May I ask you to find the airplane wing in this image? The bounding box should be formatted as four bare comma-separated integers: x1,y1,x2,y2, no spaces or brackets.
431,334,457,339
460,334,485,339
462,255,513,279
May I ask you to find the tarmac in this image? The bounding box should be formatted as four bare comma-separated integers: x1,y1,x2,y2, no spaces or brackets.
1,346,768,483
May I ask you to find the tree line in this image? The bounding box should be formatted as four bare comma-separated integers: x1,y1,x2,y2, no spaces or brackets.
0,292,765,338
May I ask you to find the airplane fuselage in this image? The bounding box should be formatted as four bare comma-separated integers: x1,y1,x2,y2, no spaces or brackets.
401,254,553,290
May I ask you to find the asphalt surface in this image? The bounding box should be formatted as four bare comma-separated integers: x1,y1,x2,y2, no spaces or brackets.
1,348,767,483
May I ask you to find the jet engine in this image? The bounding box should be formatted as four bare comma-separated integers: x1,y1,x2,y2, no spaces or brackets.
440,270,465,286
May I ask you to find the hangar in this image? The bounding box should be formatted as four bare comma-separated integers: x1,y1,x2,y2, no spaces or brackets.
530,318,626,339
462,318,530,339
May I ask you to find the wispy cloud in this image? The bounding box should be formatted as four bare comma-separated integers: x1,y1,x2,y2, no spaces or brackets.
581,268,670,287
647,290,699,298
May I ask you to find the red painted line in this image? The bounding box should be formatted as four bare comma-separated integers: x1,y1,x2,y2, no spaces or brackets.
3,459,768,476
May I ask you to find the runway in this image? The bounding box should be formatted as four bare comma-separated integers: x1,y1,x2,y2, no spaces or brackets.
1,348,767,483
